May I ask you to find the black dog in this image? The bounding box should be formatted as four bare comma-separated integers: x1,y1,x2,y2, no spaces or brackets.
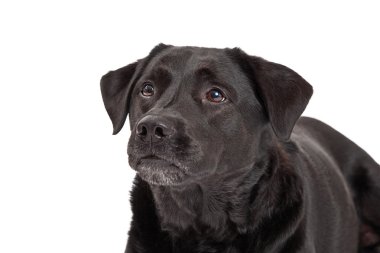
101,44,380,253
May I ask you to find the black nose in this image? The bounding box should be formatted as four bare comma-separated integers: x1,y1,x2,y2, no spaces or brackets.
136,115,175,142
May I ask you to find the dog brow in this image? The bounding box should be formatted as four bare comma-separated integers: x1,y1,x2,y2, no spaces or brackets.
195,61,219,79
195,66,215,79
153,66,171,75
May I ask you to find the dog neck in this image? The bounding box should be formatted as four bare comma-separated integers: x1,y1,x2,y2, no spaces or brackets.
150,164,264,240
148,143,305,243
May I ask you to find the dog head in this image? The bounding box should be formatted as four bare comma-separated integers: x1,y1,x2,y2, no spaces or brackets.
101,44,313,186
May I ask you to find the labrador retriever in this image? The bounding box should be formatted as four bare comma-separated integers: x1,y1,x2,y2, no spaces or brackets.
100,44,380,253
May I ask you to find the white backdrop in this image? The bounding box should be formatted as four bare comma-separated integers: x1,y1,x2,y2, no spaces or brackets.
0,1,379,252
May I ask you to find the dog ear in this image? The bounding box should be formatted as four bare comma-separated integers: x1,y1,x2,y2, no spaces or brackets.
100,62,138,135
101,43,171,134
230,49,313,140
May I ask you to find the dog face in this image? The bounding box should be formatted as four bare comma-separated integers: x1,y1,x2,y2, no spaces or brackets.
101,44,313,186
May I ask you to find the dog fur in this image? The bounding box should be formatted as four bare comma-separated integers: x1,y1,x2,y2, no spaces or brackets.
101,44,380,253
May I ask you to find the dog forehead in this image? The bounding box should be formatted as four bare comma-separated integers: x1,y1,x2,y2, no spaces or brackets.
141,46,255,101
148,46,234,75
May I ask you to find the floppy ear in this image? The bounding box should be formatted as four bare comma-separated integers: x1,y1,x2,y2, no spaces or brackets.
100,62,138,135
230,49,313,140
100,43,171,134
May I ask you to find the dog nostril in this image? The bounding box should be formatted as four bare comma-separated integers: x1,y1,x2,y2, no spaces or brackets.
137,125,148,137
155,126,165,138
136,116,175,142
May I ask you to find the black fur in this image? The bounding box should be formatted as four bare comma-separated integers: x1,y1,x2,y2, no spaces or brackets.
101,44,380,253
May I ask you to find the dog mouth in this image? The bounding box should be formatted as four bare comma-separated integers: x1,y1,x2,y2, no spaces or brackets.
140,155,163,161
133,155,188,186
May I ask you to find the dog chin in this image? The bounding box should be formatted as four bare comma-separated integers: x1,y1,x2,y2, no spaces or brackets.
134,158,187,186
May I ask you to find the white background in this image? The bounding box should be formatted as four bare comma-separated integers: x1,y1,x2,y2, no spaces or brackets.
0,1,379,252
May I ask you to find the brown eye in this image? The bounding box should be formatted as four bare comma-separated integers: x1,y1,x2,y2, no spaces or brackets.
141,82,154,96
206,88,226,103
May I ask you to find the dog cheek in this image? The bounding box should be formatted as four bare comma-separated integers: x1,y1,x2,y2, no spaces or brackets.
127,148,138,169
128,155,139,169
216,119,258,168
127,139,142,169
169,132,202,162
197,140,224,175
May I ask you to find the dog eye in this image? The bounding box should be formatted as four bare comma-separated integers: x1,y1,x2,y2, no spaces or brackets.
206,88,226,103
141,82,154,97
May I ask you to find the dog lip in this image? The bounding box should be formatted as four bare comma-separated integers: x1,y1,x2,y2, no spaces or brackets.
137,154,186,172
138,154,173,165
142,155,158,159
141,155,162,160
